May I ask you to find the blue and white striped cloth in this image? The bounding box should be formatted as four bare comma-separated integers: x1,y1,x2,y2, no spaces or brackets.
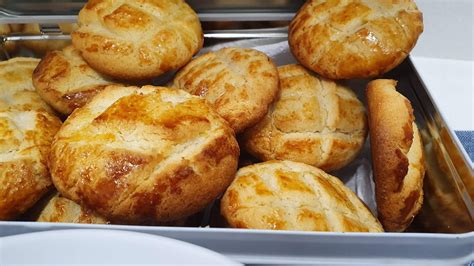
455,131,474,163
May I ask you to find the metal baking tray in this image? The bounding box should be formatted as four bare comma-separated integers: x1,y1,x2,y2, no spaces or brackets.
0,11,473,265
0,0,304,23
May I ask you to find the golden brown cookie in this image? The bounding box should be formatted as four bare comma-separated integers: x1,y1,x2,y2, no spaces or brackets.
242,64,367,172
0,58,55,114
37,193,108,224
221,160,383,232
366,79,425,232
49,85,239,224
71,0,203,80
36,193,195,226
0,57,39,93
172,47,279,133
33,45,116,115
289,0,423,79
0,58,62,220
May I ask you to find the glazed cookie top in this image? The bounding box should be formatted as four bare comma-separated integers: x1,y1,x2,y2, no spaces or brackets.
49,85,239,223
221,160,383,232
242,64,367,172
33,45,116,115
72,0,203,80
0,57,62,220
172,47,279,133
289,0,423,79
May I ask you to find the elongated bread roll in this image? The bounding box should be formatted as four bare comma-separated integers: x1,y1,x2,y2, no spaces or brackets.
366,79,425,231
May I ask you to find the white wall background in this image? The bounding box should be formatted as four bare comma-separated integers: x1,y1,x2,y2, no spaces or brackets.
412,0,473,60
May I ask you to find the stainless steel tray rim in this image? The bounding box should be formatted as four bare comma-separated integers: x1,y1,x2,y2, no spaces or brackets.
2,221,472,239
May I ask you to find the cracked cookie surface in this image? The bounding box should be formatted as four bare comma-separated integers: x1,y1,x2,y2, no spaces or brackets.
49,85,239,224
71,0,203,80
33,45,117,115
289,0,423,79
221,160,383,232
172,47,279,133
0,57,62,220
242,64,367,172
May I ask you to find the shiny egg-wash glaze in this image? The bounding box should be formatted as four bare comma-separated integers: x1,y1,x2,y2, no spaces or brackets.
33,45,117,115
172,47,279,134
71,0,203,80
49,86,239,224
242,64,367,172
221,160,383,232
289,0,423,79
0,58,62,220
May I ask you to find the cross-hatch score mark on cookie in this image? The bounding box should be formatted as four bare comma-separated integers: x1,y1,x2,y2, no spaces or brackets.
289,0,423,79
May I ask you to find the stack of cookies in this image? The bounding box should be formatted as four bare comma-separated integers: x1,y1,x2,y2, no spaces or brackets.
0,0,427,233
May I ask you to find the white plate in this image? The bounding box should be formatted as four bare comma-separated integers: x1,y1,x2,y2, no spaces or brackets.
0,229,241,265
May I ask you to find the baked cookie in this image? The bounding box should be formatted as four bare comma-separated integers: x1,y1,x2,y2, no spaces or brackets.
0,58,62,220
0,57,39,93
366,79,425,232
36,193,195,226
49,85,239,224
242,64,367,172
0,58,55,114
221,160,383,232
72,0,203,80
33,45,116,115
37,193,108,224
289,0,423,79
172,47,279,133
